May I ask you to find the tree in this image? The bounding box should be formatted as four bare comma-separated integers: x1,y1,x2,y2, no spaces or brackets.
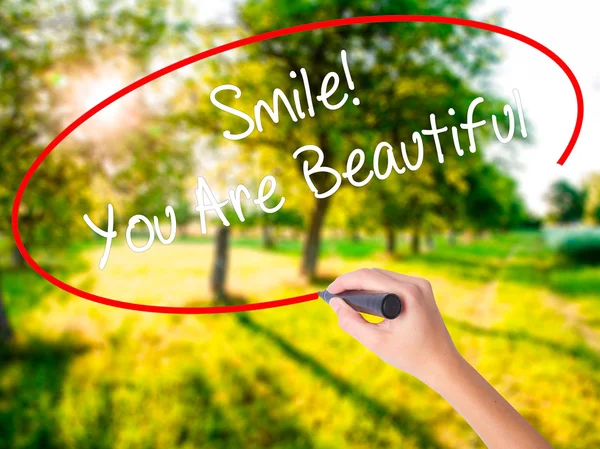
327,186,373,245
211,227,230,300
464,163,516,233
109,124,195,228
546,180,586,224
0,0,192,341
583,173,600,224
261,201,305,248
194,0,504,276
1,0,58,341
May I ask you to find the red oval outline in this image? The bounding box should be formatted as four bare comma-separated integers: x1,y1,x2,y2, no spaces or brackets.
12,15,584,314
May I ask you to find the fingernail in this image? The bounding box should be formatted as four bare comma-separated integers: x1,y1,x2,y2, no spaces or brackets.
330,297,342,313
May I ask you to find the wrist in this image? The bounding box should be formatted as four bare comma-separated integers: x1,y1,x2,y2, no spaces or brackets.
421,348,470,394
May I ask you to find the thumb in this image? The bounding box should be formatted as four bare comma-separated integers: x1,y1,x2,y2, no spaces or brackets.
330,297,381,347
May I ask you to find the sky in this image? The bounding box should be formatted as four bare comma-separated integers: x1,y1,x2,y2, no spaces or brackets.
199,0,600,215
477,0,600,214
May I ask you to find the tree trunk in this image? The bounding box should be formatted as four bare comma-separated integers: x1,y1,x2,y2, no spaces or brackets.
262,223,275,249
425,232,435,250
0,276,12,342
385,227,396,255
211,228,229,300
351,230,360,243
448,229,457,246
301,196,330,279
12,245,24,268
179,224,188,238
411,227,421,255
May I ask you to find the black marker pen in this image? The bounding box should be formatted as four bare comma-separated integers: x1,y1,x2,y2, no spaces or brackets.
319,290,402,319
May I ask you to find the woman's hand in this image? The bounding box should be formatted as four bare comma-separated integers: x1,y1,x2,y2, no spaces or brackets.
327,267,459,386
327,267,554,449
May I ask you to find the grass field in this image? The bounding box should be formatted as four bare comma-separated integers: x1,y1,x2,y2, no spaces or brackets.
1,232,599,449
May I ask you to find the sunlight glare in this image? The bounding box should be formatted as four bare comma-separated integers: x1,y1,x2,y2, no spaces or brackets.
61,63,141,140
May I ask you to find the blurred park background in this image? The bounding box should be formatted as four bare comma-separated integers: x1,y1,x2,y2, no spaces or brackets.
2,0,600,448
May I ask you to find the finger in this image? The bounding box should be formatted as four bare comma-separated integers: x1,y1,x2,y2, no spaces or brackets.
371,268,432,291
328,268,398,294
328,268,421,307
371,268,421,284
330,297,382,347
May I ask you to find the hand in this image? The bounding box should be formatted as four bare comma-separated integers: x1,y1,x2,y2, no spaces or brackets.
327,268,460,386
328,268,554,449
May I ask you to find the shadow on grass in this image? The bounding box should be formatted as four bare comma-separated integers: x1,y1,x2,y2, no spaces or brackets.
446,317,600,373
214,293,447,449
585,319,600,329
401,233,532,283
546,265,600,299
237,313,447,448
0,337,92,449
173,370,254,448
1,331,319,449
218,364,320,448
404,233,600,303
310,274,337,286
404,251,503,283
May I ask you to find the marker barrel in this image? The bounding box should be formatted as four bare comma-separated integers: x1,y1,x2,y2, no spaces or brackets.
319,290,402,319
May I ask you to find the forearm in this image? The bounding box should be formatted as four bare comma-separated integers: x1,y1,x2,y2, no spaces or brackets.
427,355,553,449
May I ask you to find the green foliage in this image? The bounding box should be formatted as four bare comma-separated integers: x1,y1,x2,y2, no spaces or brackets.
584,173,600,224
0,0,193,251
546,179,586,224
547,226,600,265
464,162,528,232
110,124,195,224
184,0,521,265
1,0,55,241
0,0,206,259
